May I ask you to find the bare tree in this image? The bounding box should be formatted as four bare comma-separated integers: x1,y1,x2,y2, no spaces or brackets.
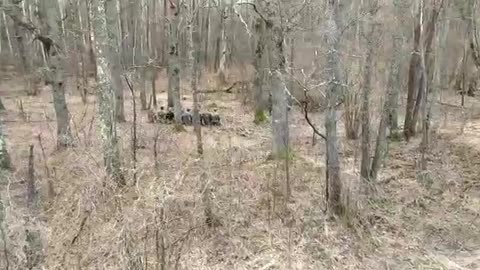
93,0,125,185
404,1,443,141
360,1,378,184
324,0,343,215
387,0,404,137
109,0,125,122
189,0,203,155
10,0,37,96
167,0,183,124
270,67,290,159
215,4,228,85
37,0,75,148
253,17,269,124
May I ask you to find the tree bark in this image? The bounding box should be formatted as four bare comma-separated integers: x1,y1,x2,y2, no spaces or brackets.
189,0,203,155
109,0,125,122
325,0,343,216
167,0,182,124
0,122,11,171
40,0,75,149
387,1,403,136
216,5,227,84
203,3,210,69
139,67,148,110
11,1,36,96
360,3,377,184
0,97,5,111
404,10,422,141
269,19,289,159
404,3,443,141
1,11,14,56
93,0,125,185
85,0,98,79
387,34,401,136
253,18,268,124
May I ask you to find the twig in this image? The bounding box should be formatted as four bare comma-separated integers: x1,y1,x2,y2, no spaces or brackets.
236,2,270,25
70,214,88,245
302,98,327,140
299,86,327,140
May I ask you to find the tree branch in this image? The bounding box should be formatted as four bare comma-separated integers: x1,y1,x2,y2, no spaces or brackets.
302,93,327,140
236,2,270,25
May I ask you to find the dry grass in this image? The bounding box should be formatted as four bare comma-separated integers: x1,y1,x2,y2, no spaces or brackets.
0,68,479,269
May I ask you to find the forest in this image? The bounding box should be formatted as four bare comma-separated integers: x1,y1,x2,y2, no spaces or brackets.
0,0,479,269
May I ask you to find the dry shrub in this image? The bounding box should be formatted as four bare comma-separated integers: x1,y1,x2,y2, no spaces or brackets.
343,89,362,140
339,172,364,223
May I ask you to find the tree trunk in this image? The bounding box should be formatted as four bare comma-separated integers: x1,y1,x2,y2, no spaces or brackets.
0,97,5,111
370,3,390,181
110,0,125,122
93,0,125,186
360,3,377,184
167,0,182,124
11,1,37,96
325,0,343,216
387,34,401,136
404,8,422,141
162,0,168,66
139,67,148,110
412,4,441,132
269,20,289,159
40,0,74,149
216,6,227,85
253,18,268,124
405,3,443,141
387,1,403,136
132,0,147,110
85,0,98,79
1,11,14,56
0,122,11,171
189,0,203,155
203,4,210,69
151,66,158,108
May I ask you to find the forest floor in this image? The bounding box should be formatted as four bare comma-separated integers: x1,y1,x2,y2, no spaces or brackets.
0,67,479,269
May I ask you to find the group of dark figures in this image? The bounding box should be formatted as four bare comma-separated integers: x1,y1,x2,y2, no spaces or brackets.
148,106,222,126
